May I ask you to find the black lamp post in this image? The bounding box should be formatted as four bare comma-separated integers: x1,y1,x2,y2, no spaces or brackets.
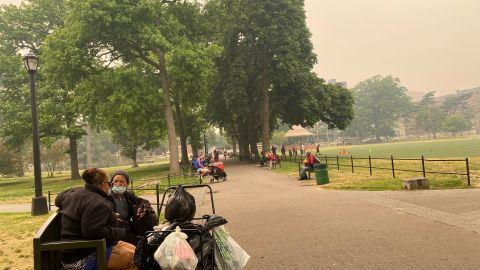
24,51,48,216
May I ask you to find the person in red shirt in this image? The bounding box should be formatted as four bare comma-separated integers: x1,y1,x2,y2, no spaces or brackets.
298,152,318,180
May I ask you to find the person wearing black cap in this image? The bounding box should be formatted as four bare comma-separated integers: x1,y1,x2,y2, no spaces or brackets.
109,170,157,246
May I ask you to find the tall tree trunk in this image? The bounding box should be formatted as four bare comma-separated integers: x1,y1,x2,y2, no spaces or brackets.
174,90,189,165
16,147,24,177
248,116,259,157
250,142,259,158
261,67,270,154
132,148,138,168
240,130,250,159
68,136,81,180
237,118,250,159
191,140,198,158
157,52,180,175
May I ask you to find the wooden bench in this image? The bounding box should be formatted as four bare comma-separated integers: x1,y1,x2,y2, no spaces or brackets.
33,212,107,270
402,177,429,190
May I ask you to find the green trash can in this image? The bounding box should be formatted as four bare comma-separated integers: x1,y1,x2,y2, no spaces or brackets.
314,163,329,185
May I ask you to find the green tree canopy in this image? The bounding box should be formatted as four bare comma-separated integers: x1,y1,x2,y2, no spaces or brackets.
346,75,411,141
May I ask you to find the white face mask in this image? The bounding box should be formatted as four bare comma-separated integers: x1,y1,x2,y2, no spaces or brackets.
111,186,127,194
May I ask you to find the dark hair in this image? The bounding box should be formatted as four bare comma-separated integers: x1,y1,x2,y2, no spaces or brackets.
82,168,109,185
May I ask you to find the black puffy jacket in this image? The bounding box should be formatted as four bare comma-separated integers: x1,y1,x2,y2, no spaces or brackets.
55,184,126,263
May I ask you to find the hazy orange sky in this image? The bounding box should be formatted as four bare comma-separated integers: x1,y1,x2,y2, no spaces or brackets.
2,0,479,95
305,0,480,95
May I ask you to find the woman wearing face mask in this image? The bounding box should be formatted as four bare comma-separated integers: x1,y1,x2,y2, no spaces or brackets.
55,168,139,270
108,170,157,246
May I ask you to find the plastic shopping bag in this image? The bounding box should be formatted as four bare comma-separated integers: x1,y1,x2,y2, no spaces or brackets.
213,225,250,270
154,226,198,270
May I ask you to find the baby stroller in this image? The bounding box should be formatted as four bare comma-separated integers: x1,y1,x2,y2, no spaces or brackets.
208,162,227,183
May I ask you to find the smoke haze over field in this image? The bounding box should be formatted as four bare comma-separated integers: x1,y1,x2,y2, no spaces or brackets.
2,0,479,95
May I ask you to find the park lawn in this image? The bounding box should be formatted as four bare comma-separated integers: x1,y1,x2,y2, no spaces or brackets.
309,136,480,158
0,212,49,270
0,161,186,204
276,157,479,191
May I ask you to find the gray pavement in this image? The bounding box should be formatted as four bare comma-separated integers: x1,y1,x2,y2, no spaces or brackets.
197,160,480,270
3,160,480,269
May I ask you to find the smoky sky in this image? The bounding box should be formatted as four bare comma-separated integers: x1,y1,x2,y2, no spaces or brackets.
305,0,480,95
2,0,479,95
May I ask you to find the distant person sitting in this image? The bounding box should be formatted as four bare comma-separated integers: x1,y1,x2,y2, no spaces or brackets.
267,152,277,169
298,152,319,180
196,155,210,178
191,154,199,171
259,152,267,166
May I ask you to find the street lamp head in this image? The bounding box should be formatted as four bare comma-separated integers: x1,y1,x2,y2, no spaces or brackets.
23,51,39,72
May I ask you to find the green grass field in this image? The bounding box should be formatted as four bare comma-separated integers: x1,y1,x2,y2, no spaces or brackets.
0,161,199,204
312,136,480,158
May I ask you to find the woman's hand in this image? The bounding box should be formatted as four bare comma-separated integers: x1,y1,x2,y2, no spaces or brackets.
136,205,146,219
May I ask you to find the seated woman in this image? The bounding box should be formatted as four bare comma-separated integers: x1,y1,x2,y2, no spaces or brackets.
193,154,209,178
268,152,277,169
298,152,318,180
109,170,157,246
55,168,138,270
259,151,267,166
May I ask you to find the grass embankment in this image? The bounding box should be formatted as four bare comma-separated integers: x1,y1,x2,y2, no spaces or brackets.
0,213,48,270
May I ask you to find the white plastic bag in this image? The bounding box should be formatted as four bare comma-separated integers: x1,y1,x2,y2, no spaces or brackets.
154,226,198,270
213,225,250,270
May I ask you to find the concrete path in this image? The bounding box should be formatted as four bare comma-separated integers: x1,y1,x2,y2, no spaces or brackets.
3,160,480,269
196,160,480,270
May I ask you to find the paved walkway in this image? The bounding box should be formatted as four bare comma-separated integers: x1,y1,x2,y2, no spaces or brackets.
3,160,480,269
198,160,480,269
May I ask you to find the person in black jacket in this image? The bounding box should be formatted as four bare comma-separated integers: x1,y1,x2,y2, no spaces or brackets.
55,168,139,270
109,170,157,245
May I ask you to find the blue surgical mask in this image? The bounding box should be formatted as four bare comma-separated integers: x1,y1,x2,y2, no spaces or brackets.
111,186,127,194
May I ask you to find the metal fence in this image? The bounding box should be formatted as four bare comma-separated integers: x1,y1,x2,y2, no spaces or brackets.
276,154,472,186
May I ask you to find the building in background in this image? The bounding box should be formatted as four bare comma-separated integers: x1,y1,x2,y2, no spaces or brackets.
327,79,347,89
